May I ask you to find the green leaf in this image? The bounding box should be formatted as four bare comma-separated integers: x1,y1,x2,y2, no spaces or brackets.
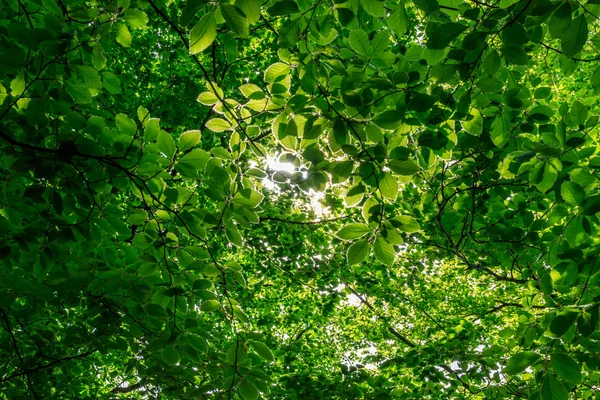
237,0,261,24
102,72,121,94
413,0,439,14
374,237,395,266
550,311,578,336
426,23,468,50
0,83,7,105
499,0,519,7
372,110,402,130
221,4,249,38
578,311,598,337
379,172,398,200
561,14,588,57
551,353,581,385
549,2,572,40
490,114,511,147
116,114,137,137
349,30,370,57
267,0,299,16
388,159,420,175
197,91,219,105
138,263,157,277
233,188,264,208
178,130,201,152
389,1,409,36
463,109,483,136
232,305,249,323
178,149,211,173
371,30,389,54
238,378,259,400
534,87,552,99
504,352,540,375
501,45,529,65
430,64,458,84
116,23,132,47
200,300,220,312
144,303,168,317
335,223,370,240
124,8,148,29
264,63,290,83
73,66,102,92
359,0,385,17
65,78,92,104
206,118,232,132
226,224,243,246
541,375,568,400
591,66,600,92
162,345,180,365
158,130,176,158
530,161,558,194
540,272,553,295
561,181,585,206
347,239,370,265
249,340,274,362
395,215,420,232
240,84,265,99
570,100,587,125
190,12,217,54
483,50,501,76
187,334,208,353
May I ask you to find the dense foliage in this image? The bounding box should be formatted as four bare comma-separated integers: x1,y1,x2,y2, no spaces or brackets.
2,0,600,398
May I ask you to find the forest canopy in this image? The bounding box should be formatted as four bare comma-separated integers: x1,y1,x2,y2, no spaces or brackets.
2,0,600,398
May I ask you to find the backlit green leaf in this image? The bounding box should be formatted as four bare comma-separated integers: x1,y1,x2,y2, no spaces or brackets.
190,13,217,54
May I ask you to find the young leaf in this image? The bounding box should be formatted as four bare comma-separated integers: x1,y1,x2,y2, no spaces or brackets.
550,353,581,385
379,172,398,200
158,130,176,158
541,375,568,400
116,23,132,47
267,0,299,16
190,13,217,54
463,109,483,136
200,300,220,312
238,378,259,400
560,181,584,206
221,4,249,38
490,114,511,147
239,84,265,99
349,30,370,57
395,215,420,232
389,1,409,36
347,239,370,265
561,14,588,57
504,352,540,375
372,110,402,130
124,8,148,29
426,23,467,50
249,340,274,362
206,118,232,132
335,223,370,240
550,311,578,336
144,303,168,317
501,45,529,65
162,345,180,365
197,91,219,105
102,72,121,94
374,237,395,266
388,159,420,176
179,130,201,152
265,63,290,83
187,334,208,353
